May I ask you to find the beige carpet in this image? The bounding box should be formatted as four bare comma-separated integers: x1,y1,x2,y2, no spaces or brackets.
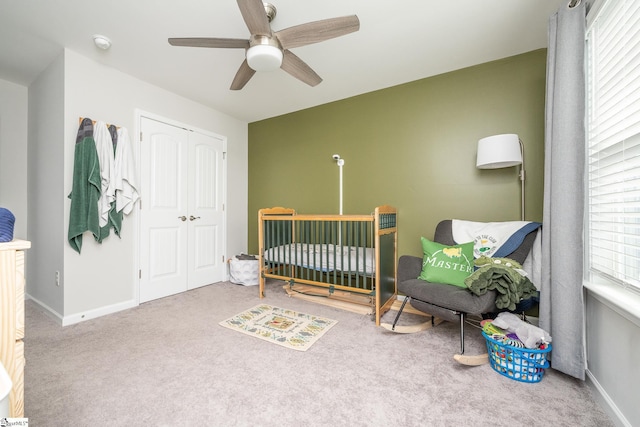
24,280,614,427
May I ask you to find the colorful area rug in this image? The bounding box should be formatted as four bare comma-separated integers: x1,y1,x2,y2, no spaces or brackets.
219,304,337,351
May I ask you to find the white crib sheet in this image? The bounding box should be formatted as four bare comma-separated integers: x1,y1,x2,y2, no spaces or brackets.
264,243,375,275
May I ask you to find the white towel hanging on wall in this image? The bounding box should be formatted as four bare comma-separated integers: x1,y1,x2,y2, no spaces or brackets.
93,121,116,227
114,127,140,214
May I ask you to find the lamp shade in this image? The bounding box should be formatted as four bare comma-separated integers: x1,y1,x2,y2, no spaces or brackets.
476,134,522,169
246,45,283,71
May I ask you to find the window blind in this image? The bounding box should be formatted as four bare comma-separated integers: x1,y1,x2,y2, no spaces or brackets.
586,0,640,290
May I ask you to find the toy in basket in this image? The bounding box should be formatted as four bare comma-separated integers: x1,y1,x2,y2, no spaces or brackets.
482,317,552,383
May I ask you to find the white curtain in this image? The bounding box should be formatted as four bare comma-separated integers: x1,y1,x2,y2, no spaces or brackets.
540,1,587,380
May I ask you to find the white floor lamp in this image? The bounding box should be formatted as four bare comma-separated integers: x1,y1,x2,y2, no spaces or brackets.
476,134,526,221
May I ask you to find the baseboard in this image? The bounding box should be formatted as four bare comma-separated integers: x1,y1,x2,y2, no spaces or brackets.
27,294,139,326
61,299,138,326
586,368,632,427
26,294,64,325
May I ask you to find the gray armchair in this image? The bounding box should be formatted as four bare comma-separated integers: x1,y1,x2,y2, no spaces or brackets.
394,220,538,354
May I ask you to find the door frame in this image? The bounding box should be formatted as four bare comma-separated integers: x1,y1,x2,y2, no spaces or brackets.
134,109,228,304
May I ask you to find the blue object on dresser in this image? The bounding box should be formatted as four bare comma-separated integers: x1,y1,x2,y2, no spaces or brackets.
0,208,15,242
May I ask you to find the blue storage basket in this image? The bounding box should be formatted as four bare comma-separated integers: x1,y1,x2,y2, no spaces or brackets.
482,331,552,383
0,208,15,243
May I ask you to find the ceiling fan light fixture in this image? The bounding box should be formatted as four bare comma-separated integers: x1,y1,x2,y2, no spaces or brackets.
246,44,283,71
167,0,360,89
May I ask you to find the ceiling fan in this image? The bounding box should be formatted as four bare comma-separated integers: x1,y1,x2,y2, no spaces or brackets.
168,0,360,90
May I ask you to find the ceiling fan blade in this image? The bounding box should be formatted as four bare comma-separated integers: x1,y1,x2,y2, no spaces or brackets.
230,59,256,90
275,15,360,50
168,38,249,49
280,50,322,87
237,0,271,37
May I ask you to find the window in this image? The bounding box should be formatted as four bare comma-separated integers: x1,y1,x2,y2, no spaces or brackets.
586,0,640,293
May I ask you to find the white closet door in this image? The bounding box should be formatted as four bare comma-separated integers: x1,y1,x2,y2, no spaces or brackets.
187,130,226,289
139,117,226,303
139,118,189,302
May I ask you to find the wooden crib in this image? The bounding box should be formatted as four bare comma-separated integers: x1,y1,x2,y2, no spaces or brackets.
258,205,397,325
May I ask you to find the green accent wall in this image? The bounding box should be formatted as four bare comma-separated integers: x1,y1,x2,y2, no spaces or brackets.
248,49,546,257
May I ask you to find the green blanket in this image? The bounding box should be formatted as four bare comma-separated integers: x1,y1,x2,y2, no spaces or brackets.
464,256,538,311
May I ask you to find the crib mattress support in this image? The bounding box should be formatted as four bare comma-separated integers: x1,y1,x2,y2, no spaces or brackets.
283,284,375,316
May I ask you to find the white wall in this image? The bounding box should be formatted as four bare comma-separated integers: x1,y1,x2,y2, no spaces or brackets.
586,291,640,427
27,54,65,316
27,49,248,323
0,79,28,239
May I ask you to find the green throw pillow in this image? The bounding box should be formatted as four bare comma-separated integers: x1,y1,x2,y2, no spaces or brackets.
418,237,474,288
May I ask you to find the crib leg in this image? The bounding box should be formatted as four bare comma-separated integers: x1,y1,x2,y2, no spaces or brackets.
391,296,410,331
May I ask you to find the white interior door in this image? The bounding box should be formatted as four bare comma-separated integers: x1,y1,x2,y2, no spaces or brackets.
139,118,188,302
139,116,226,303
187,130,226,289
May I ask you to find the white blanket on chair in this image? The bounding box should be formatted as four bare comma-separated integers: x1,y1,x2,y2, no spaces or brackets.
522,231,542,290
452,220,540,258
452,219,542,289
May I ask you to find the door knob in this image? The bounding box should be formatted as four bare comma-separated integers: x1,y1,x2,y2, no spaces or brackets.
178,216,187,221
189,215,201,221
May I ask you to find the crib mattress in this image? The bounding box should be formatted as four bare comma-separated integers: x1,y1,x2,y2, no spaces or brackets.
264,243,375,275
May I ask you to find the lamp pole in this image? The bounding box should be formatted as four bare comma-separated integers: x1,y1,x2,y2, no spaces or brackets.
519,138,525,221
